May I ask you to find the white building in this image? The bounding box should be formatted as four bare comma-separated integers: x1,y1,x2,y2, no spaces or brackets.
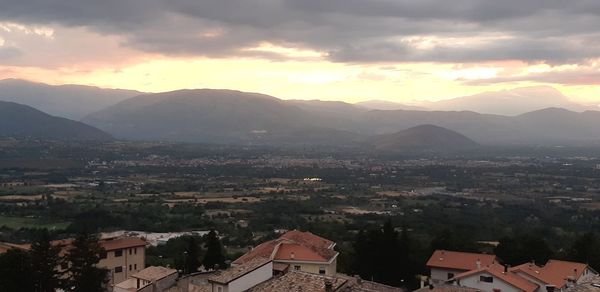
427,250,498,283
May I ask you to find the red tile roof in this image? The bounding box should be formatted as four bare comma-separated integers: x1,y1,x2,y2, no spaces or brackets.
427,250,497,271
510,260,592,288
100,237,146,251
275,243,328,262
232,230,337,265
454,263,539,292
0,237,146,256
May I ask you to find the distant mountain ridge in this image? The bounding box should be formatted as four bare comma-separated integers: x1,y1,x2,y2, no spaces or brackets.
419,86,595,116
4,79,600,148
0,79,141,120
356,86,595,116
83,88,600,147
0,101,112,141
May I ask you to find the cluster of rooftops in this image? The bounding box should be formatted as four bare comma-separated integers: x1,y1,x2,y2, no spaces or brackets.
425,250,600,292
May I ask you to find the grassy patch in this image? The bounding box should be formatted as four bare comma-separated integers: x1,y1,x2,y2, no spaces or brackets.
0,216,70,230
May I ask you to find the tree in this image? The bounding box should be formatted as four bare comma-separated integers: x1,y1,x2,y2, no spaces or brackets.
351,220,417,288
65,233,108,292
495,235,553,266
184,236,202,274
569,232,600,271
203,230,226,270
0,249,34,292
31,230,64,292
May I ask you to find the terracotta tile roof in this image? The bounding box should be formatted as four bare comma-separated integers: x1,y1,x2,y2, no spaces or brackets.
273,263,290,272
209,257,272,284
510,260,592,288
249,270,347,292
132,266,177,281
232,230,337,265
233,240,280,265
100,237,146,251
426,250,497,271
413,284,480,292
454,263,538,292
336,274,404,292
0,242,30,254
280,230,335,249
275,243,328,261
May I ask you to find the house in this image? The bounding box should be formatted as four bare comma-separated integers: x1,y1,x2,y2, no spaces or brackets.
452,263,539,292
98,237,147,285
0,236,147,287
207,257,273,292
114,266,178,292
423,248,600,292
427,250,498,283
509,260,598,291
232,230,339,276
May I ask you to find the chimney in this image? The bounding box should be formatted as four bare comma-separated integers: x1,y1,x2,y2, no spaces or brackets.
325,279,333,292
354,275,362,285
476,259,481,269
504,265,508,273
290,252,295,259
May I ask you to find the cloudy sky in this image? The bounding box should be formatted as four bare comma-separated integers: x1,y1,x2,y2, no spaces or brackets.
0,0,599,103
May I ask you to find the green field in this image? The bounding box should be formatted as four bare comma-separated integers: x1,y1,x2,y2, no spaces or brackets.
0,216,70,230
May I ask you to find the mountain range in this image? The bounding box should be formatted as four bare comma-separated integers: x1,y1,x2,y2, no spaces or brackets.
3,79,600,149
357,86,596,116
0,79,140,120
0,101,111,141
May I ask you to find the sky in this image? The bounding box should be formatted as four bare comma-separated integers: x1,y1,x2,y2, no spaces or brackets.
0,0,599,104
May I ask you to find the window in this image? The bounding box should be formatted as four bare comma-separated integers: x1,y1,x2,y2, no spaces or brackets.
99,251,107,259
294,265,301,271
480,275,493,283
115,250,123,257
129,265,132,271
129,249,132,255
447,273,454,279
319,267,326,275
115,266,123,273
217,287,223,292
493,289,501,292
134,248,137,255
134,264,137,270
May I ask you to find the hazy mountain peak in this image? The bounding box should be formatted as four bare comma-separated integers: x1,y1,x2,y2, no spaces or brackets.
423,86,591,116
0,79,141,120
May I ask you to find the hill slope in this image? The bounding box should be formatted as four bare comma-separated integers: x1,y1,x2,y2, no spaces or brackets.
83,89,360,144
0,101,112,140
0,79,140,120
370,125,478,151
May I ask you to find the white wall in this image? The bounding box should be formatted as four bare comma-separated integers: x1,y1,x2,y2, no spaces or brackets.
227,262,273,292
431,268,466,283
458,272,521,292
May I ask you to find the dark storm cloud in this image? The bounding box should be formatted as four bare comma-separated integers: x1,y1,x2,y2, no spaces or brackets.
1,0,600,64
